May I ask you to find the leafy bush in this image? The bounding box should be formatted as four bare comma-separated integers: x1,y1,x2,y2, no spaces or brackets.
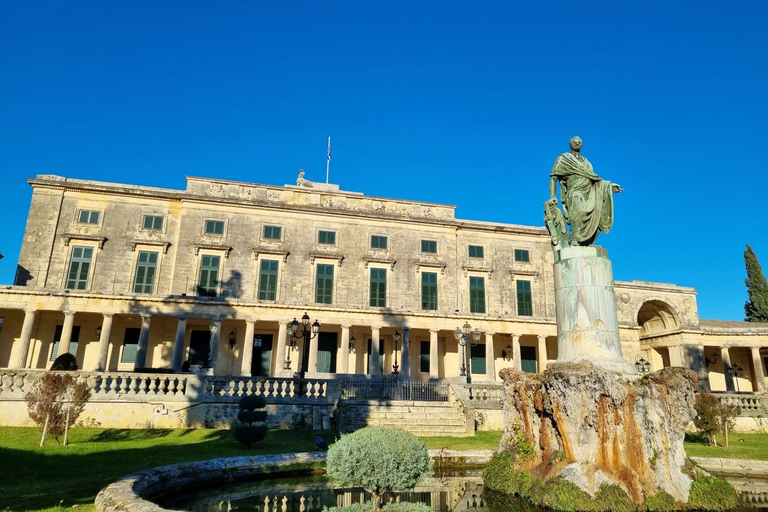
50,353,78,371
482,451,532,495
694,392,741,447
688,474,739,511
326,427,432,510
643,491,676,512
592,484,635,512
25,373,91,445
233,394,267,448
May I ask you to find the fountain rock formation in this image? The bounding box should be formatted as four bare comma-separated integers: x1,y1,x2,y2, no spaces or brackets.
500,362,697,503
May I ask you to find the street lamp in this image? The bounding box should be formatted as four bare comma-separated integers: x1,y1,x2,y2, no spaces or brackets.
392,330,401,374
635,357,651,375
288,312,320,378
228,330,237,350
453,322,482,384
348,336,356,352
728,363,744,392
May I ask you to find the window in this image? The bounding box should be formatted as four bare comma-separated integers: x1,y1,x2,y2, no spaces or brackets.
421,240,437,253
370,268,387,307
318,230,336,245
421,272,437,310
315,264,334,304
471,344,486,375
514,249,530,262
204,220,224,235
78,209,100,225
133,251,159,294
521,346,537,373
143,215,164,230
517,280,533,316
469,276,486,313
420,341,430,373
370,235,388,250
468,245,484,258
198,254,220,297
263,225,282,240
258,259,279,300
120,328,140,364
66,246,93,290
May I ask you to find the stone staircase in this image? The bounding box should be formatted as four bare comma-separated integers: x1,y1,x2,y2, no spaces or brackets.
337,399,471,436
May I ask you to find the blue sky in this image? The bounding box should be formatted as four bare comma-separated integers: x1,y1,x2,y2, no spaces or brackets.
1,1,766,321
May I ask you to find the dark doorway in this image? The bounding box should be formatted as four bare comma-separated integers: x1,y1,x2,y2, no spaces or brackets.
121,327,141,364
50,325,81,362
317,332,338,373
189,330,211,366
521,346,537,373
251,334,273,377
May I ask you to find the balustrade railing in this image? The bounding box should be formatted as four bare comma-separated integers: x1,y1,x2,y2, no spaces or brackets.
450,382,505,410
715,393,768,416
339,376,449,402
203,376,329,400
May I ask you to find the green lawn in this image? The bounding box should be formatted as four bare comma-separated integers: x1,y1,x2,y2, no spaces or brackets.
2,427,766,512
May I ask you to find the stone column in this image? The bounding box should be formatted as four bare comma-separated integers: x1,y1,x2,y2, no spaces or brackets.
339,325,351,375
209,320,221,374
94,314,114,371
275,321,291,376
485,332,495,382
308,327,320,374
241,320,256,377
429,329,439,378
11,308,38,368
537,335,548,373
512,334,521,371
751,347,766,392
171,317,188,372
370,326,381,375
721,346,734,392
133,315,152,369
58,311,76,356
400,327,410,379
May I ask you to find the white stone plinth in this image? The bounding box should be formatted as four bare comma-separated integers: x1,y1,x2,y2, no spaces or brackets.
554,246,636,375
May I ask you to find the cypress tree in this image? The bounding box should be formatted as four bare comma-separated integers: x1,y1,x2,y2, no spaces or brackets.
744,245,768,322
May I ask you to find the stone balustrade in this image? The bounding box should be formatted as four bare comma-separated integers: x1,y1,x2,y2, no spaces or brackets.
451,382,505,410
715,393,768,417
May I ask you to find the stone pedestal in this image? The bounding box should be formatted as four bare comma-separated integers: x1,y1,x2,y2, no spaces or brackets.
553,245,636,374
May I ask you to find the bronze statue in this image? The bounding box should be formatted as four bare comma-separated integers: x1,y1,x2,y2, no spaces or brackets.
545,136,622,248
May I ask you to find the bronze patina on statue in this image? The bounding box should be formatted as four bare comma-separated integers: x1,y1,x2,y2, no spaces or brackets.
545,136,623,250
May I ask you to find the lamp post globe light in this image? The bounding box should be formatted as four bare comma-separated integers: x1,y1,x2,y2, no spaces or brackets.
453,322,482,384
635,357,651,375
392,330,401,374
287,312,320,378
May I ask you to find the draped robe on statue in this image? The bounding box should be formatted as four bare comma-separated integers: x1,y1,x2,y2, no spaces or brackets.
550,152,615,246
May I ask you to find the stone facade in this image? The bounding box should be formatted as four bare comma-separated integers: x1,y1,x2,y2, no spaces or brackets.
0,174,766,396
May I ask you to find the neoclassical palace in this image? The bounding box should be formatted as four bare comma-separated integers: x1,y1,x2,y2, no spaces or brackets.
1,174,767,395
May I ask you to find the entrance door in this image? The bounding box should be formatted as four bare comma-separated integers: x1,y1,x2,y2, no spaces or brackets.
251,334,273,377
470,344,486,375
317,332,338,373
521,346,537,373
189,330,211,366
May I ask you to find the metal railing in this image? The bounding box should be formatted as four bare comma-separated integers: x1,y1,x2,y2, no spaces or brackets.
339,376,450,402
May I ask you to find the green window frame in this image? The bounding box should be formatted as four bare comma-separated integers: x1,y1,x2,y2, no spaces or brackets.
370,268,387,307
517,280,533,316
421,272,437,310
468,245,484,258
66,246,93,290
263,225,282,240
370,235,388,250
315,264,334,304
133,251,158,294
204,220,224,235
143,215,164,230
318,230,336,245
514,249,530,262
469,276,486,313
78,209,100,225
258,259,279,300
120,328,140,364
421,240,437,253
198,254,220,297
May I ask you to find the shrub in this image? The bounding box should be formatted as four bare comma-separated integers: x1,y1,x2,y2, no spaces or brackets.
592,484,635,512
326,427,432,510
482,451,532,495
233,395,268,448
643,491,676,512
50,353,78,371
25,373,91,445
694,392,741,447
688,474,739,511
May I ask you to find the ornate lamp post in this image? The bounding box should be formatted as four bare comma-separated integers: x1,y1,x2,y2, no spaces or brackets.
635,357,651,375
288,312,320,378
392,330,401,374
453,322,482,384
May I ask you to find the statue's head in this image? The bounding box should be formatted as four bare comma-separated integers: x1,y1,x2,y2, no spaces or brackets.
569,136,583,150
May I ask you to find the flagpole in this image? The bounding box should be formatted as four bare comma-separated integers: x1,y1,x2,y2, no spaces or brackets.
326,136,331,184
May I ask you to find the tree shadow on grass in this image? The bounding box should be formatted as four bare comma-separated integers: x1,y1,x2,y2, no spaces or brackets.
685,432,710,445
88,428,178,442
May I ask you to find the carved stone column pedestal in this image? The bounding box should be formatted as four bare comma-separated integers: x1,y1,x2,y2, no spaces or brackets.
554,245,636,375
